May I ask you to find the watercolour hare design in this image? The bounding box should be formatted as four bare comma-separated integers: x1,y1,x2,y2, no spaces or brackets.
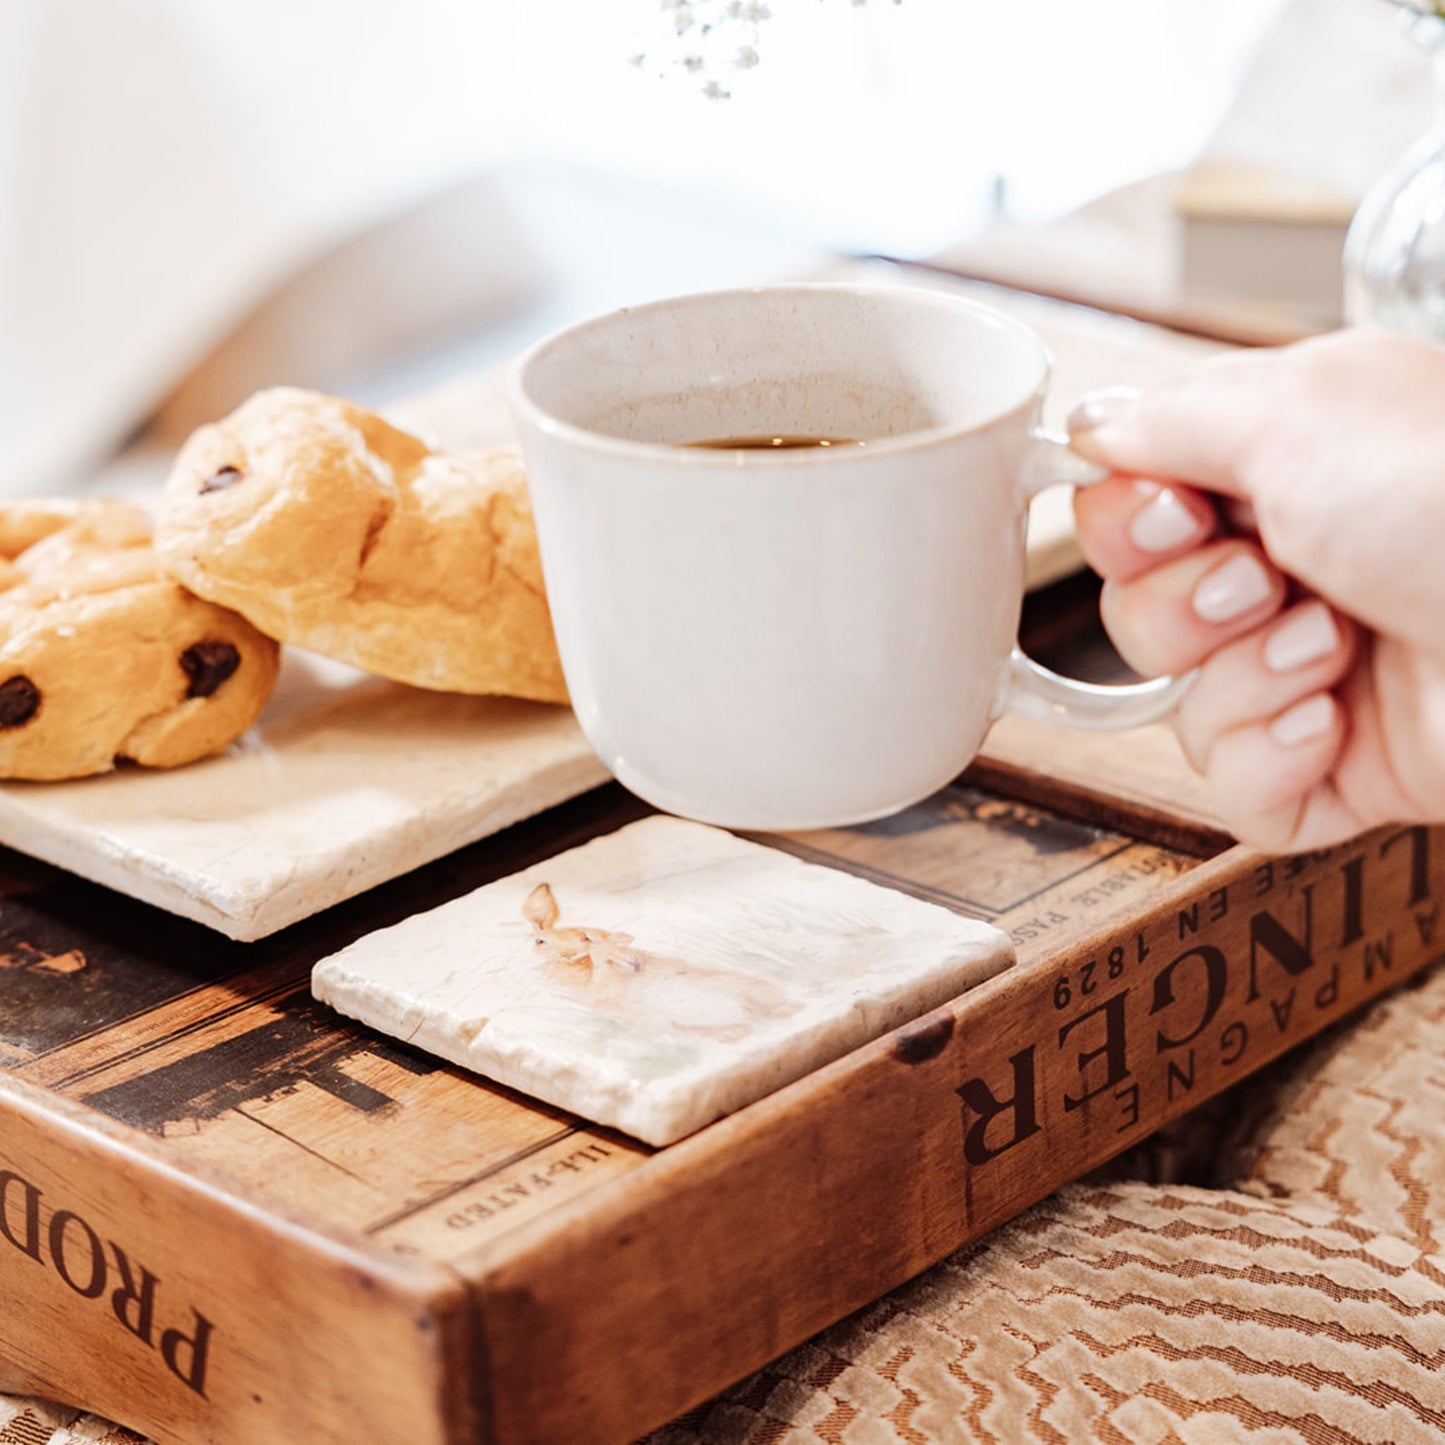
522,882,800,1043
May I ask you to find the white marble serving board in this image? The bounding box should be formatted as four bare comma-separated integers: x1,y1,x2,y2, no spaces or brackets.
0,651,608,941
312,817,1014,1146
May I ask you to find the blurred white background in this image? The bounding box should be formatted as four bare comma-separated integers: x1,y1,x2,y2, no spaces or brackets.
0,0,1303,490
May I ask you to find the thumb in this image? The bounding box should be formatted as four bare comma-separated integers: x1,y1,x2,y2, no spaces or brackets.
1066,350,1288,499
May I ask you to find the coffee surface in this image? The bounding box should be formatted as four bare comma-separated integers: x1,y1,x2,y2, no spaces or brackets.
685,435,864,450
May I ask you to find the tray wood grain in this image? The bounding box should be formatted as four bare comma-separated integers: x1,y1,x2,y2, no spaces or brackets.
3,714,1441,1443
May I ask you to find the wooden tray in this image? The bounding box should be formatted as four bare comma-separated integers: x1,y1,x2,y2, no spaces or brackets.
0,276,1429,1440
2,665,1441,1443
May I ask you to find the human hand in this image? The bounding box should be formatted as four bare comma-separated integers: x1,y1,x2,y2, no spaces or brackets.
1068,329,1445,853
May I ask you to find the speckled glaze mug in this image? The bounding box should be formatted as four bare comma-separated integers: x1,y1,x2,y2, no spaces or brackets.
510,283,1186,830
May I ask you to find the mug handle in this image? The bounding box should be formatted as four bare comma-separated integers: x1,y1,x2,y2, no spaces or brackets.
998,429,1193,729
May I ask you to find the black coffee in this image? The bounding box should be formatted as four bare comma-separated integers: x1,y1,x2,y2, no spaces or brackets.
685,435,864,450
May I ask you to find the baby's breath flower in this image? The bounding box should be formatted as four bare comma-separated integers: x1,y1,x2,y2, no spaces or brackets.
633,0,890,97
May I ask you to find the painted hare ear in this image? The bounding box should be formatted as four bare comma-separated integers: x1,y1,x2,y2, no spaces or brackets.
523,882,559,931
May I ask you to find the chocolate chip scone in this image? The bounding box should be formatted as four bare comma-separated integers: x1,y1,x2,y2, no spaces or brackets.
0,500,281,780
155,389,568,703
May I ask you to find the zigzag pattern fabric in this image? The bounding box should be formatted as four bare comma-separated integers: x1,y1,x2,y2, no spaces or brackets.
1218,965,1445,1253
647,1181,1445,1443
0,1396,141,1445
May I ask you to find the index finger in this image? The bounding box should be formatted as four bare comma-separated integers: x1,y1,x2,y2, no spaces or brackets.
1066,350,1292,498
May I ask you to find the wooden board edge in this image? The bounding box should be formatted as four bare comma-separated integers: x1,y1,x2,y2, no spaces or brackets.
0,1351,56,1401
892,255,1314,349
963,752,1234,859
454,826,1445,1443
0,1073,479,1445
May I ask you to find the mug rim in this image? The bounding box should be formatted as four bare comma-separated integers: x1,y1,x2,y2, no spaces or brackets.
507,281,1052,468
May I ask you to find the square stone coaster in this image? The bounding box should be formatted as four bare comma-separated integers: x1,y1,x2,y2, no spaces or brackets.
312,817,1015,1146
0,651,608,941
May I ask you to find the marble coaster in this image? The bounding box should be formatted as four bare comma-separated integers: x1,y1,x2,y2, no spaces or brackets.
312,817,1014,1146
0,651,608,941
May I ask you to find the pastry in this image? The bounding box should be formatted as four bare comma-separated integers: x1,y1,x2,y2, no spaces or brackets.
156,389,567,703
0,500,280,780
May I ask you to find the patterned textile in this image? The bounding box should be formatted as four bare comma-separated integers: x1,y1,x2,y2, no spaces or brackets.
645,1182,1445,1445
0,1396,143,1445
1216,964,1445,1252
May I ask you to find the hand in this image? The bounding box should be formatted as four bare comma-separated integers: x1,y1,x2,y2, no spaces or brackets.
1068,328,1445,853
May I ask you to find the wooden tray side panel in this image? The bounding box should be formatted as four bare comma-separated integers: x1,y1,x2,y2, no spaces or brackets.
466,826,1445,1445
0,784,1179,1273
0,1077,472,1445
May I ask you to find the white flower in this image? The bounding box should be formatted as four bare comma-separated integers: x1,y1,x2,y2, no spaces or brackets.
634,0,891,98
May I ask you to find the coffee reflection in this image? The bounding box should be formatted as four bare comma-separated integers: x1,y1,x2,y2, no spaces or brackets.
685,435,865,451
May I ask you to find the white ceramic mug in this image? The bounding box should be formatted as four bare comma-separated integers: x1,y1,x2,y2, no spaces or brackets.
510,283,1186,830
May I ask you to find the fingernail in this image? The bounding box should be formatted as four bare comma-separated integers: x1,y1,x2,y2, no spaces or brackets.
1129,487,1201,553
1066,386,1141,436
1192,553,1274,623
1269,693,1336,746
1264,602,1339,673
